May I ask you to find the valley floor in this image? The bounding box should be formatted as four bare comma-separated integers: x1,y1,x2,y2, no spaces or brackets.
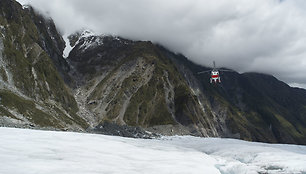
0,127,305,174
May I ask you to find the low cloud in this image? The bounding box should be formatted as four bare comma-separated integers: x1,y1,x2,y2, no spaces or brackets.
17,0,306,88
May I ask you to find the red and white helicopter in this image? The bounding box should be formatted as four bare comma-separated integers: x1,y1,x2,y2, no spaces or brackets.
197,61,232,83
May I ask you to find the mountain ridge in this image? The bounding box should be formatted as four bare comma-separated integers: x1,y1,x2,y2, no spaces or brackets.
1,0,306,145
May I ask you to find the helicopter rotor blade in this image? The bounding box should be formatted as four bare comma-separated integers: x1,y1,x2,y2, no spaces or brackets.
197,70,211,74
219,69,234,72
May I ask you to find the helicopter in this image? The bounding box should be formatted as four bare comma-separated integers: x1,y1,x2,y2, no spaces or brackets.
197,61,232,83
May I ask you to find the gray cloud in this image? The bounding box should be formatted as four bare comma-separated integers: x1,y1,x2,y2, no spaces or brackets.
17,0,306,88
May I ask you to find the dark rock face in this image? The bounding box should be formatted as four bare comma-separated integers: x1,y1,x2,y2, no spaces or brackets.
161,47,306,144
68,35,134,85
0,0,87,130
67,35,218,137
1,0,306,145
25,7,73,85
92,121,159,139
67,32,306,144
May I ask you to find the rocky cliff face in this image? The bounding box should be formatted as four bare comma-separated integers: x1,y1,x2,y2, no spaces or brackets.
163,49,306,144
1,0,306,145
66,32,306,144
66,32,219,137
0,0,87,130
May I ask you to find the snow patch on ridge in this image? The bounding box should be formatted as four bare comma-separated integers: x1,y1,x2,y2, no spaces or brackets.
63,30,99,58
62,34,73,58
80,30,96,38
78,34,106,53
22,5,30,10
62,29,126,58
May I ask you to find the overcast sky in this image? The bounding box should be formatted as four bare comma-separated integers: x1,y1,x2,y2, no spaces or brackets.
17,0,306,88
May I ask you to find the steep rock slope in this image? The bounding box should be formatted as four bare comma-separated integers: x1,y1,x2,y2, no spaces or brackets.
163,50,306,144
27,7,73,85
1,0,306,145
67,33,219,136
0,0,87,130
67,31,306,144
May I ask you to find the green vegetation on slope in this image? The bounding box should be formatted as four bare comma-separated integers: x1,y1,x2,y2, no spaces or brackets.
0,0,87,129
0,90,61,127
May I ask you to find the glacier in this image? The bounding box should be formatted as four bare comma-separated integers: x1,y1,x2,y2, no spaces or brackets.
0,127,305,174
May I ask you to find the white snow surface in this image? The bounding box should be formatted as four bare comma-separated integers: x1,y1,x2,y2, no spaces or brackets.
22,5,30,9
0,127,305,174
62,34,74,58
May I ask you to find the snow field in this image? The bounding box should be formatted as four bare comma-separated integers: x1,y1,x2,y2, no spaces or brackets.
0,127,305,174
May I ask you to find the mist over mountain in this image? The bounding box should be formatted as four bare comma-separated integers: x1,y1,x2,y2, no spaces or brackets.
1,0,306,145
16,0,306,89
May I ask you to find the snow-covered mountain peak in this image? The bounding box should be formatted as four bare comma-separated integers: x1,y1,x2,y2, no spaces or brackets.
63,29,110,58
80,29,96,38
63,29,131,58
63,30,95,58
22,5,30,10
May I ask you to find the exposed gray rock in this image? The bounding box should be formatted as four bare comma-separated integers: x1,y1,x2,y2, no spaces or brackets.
91,121,159,139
